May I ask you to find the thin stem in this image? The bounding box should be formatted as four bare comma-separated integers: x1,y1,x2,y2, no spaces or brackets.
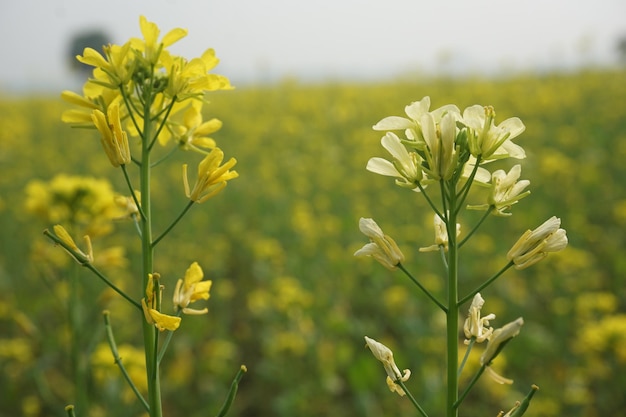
396,378,429,417
151,144,179,168
157,310,182,364
417,182,444,221
103,311,150,412
121,164,147,221
148,98,177,151
42,230,141,310
152,200,195,248
458,261,514,307
458,207,493,249
454,365,486,409
458,338,475,377
83,264,142,310
398,263,447,313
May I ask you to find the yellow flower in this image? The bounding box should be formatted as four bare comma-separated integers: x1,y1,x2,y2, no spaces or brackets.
366,132,423,189
171,101,221,151
463,293,495,344
183,148,239,203
507,216,568,269
354,218,404,270
142,299,181,332
173,262,213,315
479,317,524,385
364,336,411,396
463,104,526,160
92,102,131,167
481,317,524,365
51,225,93,264
132,15,188,65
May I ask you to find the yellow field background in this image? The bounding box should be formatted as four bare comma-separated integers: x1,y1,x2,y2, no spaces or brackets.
1,69,625,416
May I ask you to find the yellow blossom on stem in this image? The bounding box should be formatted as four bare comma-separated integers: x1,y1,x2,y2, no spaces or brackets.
507,216,568,269
480,317,524,384
463,293,495,344
51,224,93,264
92,102,131,167
173,262,212,315
463,104,526,160
354,218,405,270
364,336,411,396
142,299,181,332
183,148,239,203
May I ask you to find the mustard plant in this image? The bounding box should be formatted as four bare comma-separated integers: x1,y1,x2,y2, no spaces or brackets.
356,97,567,416
43,16,244,417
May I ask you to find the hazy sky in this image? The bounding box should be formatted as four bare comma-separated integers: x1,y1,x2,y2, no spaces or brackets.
1,0,624,91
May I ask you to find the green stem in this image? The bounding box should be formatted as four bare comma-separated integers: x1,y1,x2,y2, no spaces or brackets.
445,191,459,417
417,182,444,221
103,311,150,412
121,164,147,221
396,378,429,417
458,207,493,249
398,264,447,313
457,261,514,307
454,365,486,409
152,200,195,248
138,80,162,417
157,309,183,364
458,338,475,377
151,144,179,168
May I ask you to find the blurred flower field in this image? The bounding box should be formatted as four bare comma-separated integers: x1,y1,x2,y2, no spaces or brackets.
1,68,625,416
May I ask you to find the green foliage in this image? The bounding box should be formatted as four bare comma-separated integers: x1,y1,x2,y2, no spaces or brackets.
1,69,625,416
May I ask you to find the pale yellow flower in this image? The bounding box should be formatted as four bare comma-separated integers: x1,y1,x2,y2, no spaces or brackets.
364,336,411,396
463,293,496,344
354,218,405,270
507,217,568,269
463,105,526,160
366,132,423,189
481,317,524,365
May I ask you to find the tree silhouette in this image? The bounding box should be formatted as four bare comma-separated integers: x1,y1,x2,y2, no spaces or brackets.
67,30,110,75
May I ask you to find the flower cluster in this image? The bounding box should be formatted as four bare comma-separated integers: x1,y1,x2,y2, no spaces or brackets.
369,96,526,209
61,15,238,196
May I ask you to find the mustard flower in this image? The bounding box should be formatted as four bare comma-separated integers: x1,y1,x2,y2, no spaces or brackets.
51,224,93,265
507,216,568,270
364,336,411,396
183,148,239,203
131,15,188,65
373,96,460,147
171,101,221,151
173,262,212,315
366,132,423,189
91,102,131,167
419,213,460,253
76,42,133,87
480,317,524,384
420,110,458,180
462,105,526,160
142,299,181,332
469,165,530,216
463,293,496,344
354,218,405,270
142,273,181,332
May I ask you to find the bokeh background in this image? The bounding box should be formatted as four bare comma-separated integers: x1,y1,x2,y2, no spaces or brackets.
1,1,625,416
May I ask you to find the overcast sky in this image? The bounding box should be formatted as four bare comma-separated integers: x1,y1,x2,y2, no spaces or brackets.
1,0,624,91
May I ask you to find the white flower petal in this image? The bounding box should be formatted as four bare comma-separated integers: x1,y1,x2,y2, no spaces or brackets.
373,116,413,131
366,158,401,177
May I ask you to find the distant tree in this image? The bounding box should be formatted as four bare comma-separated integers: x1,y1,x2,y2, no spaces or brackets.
617,35,626,64
67,30,110,75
